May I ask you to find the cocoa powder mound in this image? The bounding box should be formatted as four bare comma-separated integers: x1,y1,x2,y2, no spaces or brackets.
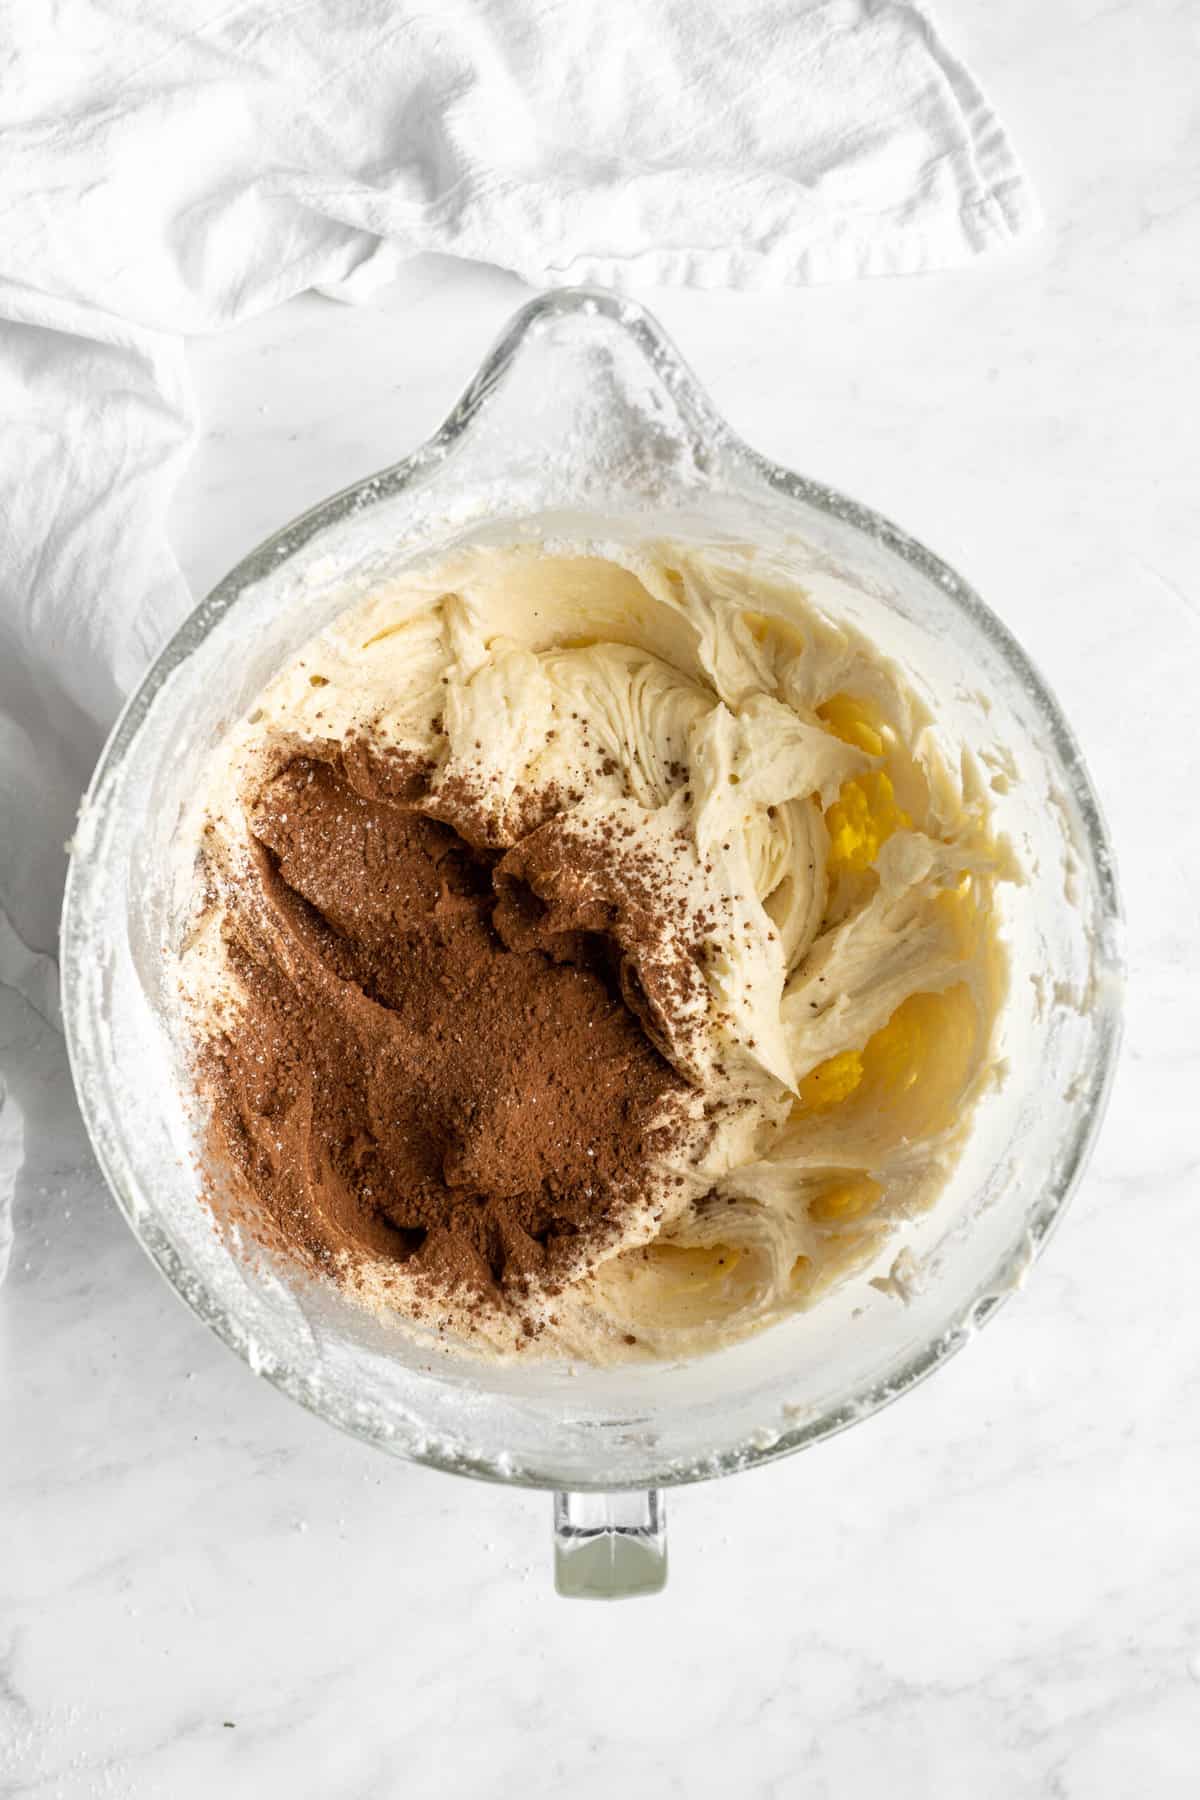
198,750,689,1319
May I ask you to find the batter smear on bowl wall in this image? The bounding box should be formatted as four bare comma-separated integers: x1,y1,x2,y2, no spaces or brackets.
179,542,1014,1362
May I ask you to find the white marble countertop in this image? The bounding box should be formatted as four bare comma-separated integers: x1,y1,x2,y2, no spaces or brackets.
3,3,1199,1794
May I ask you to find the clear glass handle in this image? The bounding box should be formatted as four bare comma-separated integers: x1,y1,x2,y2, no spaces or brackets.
553,1490,667,1599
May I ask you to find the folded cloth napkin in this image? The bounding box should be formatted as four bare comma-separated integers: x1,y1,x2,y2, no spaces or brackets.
0,0,1036,1281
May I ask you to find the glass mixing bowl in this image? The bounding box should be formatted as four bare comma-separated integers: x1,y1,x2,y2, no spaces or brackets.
61,289,1122,1597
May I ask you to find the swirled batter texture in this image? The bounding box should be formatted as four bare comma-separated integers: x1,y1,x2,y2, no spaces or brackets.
181,543,1010,1361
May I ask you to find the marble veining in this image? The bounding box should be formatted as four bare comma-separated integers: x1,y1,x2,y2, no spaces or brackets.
3,1,1199,1793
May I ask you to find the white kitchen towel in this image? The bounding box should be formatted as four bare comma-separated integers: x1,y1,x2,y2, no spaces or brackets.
0,0,1036,1281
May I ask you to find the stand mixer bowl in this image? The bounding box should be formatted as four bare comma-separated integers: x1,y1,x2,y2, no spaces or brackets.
61,289,1122,1596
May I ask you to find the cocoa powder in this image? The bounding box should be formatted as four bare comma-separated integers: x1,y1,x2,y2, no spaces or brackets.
198,749,689,1320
